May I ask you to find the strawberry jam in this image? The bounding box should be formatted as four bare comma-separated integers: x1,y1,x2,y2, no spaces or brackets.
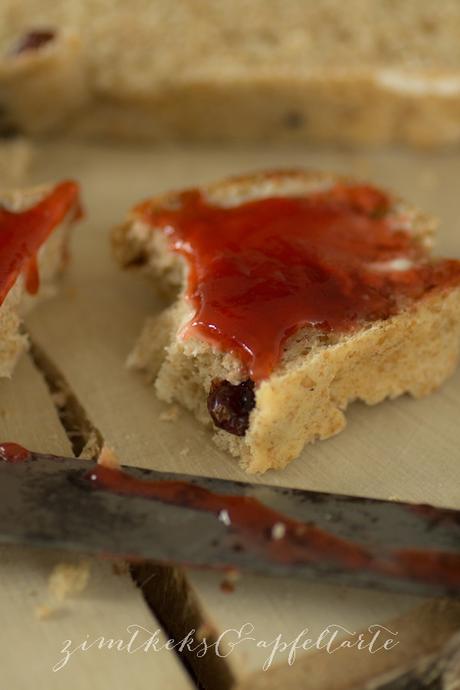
0,180,81,306
136,179,460,382
0,442,31,463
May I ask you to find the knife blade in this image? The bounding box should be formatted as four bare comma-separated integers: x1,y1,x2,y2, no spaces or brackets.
0,443,459,597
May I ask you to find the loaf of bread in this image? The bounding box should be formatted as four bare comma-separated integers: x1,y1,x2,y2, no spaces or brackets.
0,181,80,378
1,1,460,146
112,170,460,473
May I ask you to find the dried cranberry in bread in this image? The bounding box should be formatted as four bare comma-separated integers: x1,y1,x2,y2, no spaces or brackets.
113,170,460,473
0,180,81,378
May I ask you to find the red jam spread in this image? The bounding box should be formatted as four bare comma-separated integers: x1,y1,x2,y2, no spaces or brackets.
84,463,373,568
0,442,31,463
0,180,81,306
136,181,460,382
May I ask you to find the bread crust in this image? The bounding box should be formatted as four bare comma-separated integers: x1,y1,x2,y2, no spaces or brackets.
113,170,460,473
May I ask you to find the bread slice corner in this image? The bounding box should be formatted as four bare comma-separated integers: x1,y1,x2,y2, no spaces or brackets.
0,184,77,378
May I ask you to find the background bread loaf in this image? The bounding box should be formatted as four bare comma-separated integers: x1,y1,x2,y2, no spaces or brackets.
2,1,460,146
0,184,78,378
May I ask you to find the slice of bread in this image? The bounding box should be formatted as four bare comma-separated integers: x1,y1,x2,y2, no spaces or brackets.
2,1,460,145
0,181,80,378
113,170,460,474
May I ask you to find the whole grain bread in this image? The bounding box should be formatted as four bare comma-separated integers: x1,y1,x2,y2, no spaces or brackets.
112,170,460,473
2,1,460,146
0,184,77,378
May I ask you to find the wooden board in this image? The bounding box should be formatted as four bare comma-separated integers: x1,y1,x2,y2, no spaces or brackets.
0,323,193,689
16,141,460,688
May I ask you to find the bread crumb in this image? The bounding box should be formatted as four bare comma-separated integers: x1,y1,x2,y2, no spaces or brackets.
51,390,68,408
220,568,240,593
97,445,120,470
48,561,91,601
388,495,401,501
179,446,190,457
79,430,102,460
35,604,60,620
196,622,217,641
271,521,286,540
112,560,130,576
159,405,179,422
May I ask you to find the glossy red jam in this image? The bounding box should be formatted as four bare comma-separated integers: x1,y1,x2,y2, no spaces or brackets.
0,180,81,306
0,442,31,463
136,181,460,382
85,462,460,587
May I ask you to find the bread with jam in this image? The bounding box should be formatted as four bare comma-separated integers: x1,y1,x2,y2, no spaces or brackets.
112,170,460,473
0,181,81,377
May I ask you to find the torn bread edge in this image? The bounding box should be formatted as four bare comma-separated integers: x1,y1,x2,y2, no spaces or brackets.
0,185,78,378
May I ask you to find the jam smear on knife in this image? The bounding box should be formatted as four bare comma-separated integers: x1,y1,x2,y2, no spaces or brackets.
1,443,459,590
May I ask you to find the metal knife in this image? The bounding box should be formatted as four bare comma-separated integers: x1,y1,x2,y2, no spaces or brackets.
0,443,459,598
